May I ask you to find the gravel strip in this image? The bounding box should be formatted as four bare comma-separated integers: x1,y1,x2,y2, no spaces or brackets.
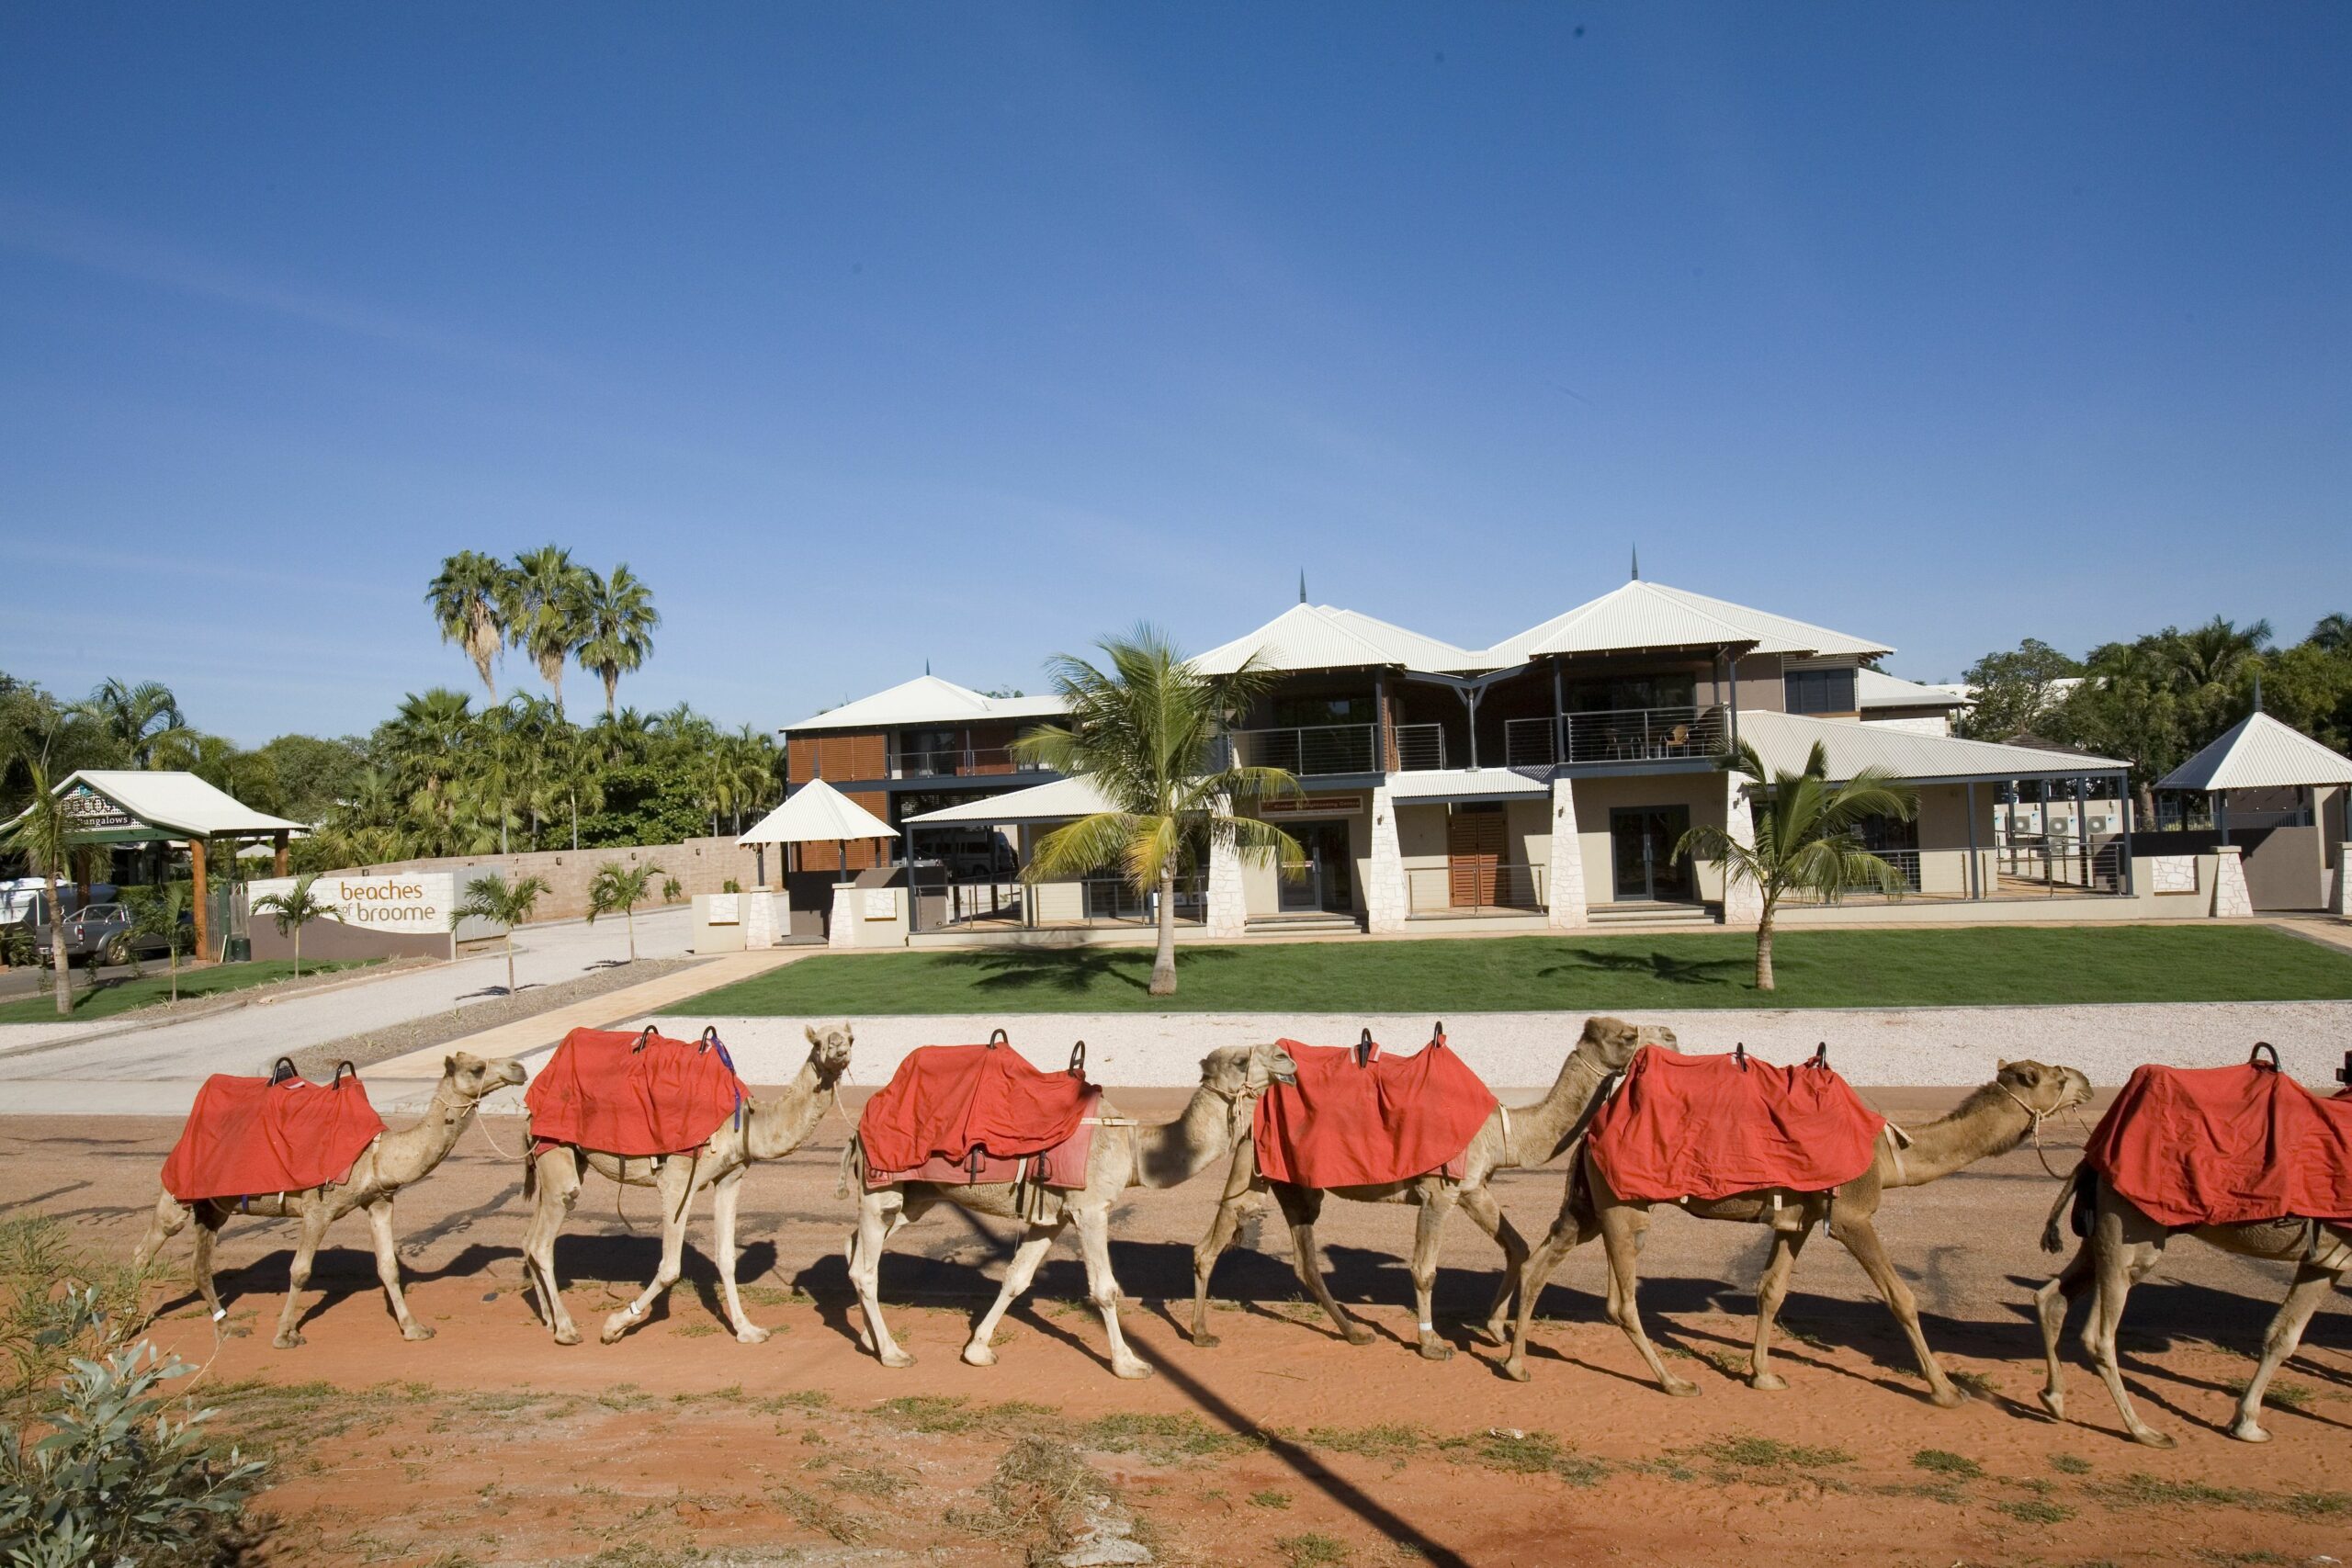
290,956,707,1077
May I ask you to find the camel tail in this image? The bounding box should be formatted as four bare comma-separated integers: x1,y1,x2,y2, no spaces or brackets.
2041,1165,2086,1254
837,1136,864,1200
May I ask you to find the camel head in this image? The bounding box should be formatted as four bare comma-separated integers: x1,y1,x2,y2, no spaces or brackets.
1200,1042,1299,1101
802,1021,855,1084
1577,1015,1676,1072
1991,1058,2093,1119
442,1051,528,1100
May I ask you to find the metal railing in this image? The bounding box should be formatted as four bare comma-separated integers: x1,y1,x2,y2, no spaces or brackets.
1227,724,1379,777
1082,874,1208,924
1390,723,1446,772
1504,705,1731,767
1997,836,2127,896
1406,862,1548,915
909,874,1030,931
909,871,1209,931
1786,848,1922,903
894,747,1042,779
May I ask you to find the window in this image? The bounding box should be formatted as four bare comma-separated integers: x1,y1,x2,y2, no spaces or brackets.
1272,694,1371,728
1783,666,1857,715
1564,674,1696,712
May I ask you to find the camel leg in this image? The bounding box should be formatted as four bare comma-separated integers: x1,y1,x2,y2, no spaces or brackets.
1189,1191,1255,1348
1747,1225,1813,1390
271,1204,332,1349
848,1190,914,1369
2228,1263,2338,1443
1455,1184,1528,1347
363,1200,431,1341
1600,1204,1696,1397
1274,1184,1371,1346
708,1169,769,1344
962,1220,1059,1368
130,1190,188,1275
1073,1201,1150,1380
523,1148,584,1345
1830,1213,1961,1407
2033,1241,2096,1421
2083,1205,2173,1448
1502,1188,1600,1382
1408,1190,1459,1360
604,1159,694,1343
190,1204,230,1327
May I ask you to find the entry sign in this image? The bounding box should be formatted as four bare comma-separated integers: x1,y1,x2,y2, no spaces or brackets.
247,873,455,934
60,784,135,834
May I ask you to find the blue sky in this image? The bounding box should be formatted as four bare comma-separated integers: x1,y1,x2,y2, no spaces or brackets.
2,3,2346,744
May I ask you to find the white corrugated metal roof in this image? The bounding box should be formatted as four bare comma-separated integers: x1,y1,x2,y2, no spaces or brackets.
736,778,899,844
2156,712,2352,793
1192,603,1487,675
1857,668,1968,710
1382,769,1549,800
900,776,1113,826
1487,580,1893,663
20,771,308,840
783,675,1066,735
1736,712,2128,783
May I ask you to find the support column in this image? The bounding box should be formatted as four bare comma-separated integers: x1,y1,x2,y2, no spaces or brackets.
2211,845,2253,919
1204,797,1249,939
1364,786,1408,933
743,885,777,950
272,831,288,877
187,839,210,963
1964,781,1981,899
1544,777,1586,930
829,883,860,947
1720,774,1766,927
2335,833,2352,918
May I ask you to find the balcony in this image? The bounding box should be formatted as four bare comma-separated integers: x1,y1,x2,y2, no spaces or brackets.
1502,705,1731,768
893,747,1046,780
1227,723,1380,777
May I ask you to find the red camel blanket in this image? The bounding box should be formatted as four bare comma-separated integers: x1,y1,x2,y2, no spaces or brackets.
526,1026,747,1158
162,1071,387,1203
1251,1033,1498,1189
2083,1055,2352,1228
859,1038,1096,1188
1587,1044,1885,1203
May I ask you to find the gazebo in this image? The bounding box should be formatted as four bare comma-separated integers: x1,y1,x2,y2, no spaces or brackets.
2156,711,2352,911
736,779,899,886
8,770,307,961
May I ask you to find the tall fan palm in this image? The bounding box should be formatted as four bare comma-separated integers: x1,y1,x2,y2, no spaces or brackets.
425,551,517,700
577,564,661,718
451,871,549,997
1676,740,1917,992
586,858,662,964
511,546,591,716
1012,626,1302,998
2311,614,2352,653
74,679,192,770
251,874,331,979
2,756,83,1015
2162,616,2272,692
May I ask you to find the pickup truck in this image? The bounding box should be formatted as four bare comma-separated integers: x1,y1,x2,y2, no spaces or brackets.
26,902,187,968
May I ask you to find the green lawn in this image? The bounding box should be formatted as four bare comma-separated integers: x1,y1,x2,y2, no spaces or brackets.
0,960,378,1025
677,925,2352,1016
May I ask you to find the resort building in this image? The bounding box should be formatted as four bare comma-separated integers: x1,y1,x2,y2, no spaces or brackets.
776,579,2285,946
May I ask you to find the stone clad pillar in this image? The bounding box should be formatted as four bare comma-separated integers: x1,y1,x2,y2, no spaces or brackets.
1364,787,1408,933
828,884,859,948
1720,773,1766,928
742,888,777,951
2211,845,2253,919
1545,778,1586,930
1204,798,1249,939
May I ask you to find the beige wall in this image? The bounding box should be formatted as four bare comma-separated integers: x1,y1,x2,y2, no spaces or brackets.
1394,795,1552,912
324,835,763,924
1570,773,1731,903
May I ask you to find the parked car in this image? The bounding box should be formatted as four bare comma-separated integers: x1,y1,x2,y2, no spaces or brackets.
28,901,187,969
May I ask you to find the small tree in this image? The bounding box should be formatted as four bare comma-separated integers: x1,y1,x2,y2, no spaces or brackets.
250,874,331,979
1676,740,1918,992
124,886,190,1002
661,875,684,905
586,859,662,964
1,758,82,1017
450,871,550,996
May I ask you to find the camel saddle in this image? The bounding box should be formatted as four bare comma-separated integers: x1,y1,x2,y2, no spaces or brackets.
2082,1046,2352,1229
858,1032,1101,1190
526,1025,747,1158
161,1061,387,1203
1586,1043,1884,1204
1251,1029,1498,1189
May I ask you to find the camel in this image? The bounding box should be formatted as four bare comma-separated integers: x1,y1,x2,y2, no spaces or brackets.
1190,1016,1669,1360
132,1051,529,1348
2033,1167,2349,1447
519,1021,854,1346
1506,1056,2092,1399
842,1042,1298,1381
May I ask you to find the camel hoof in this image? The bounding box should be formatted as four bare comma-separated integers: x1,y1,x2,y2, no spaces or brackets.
1191,1330,1220,1348
1342,1325,1375,1347
2230,1419,2271,1444
553,1325,582,1347
598,1316,634,1345
1478,1319,1510,1347
2130,1427,2177,1450
961,1341,998,1368
272,1331,304,1349
1418,1340,1454,1363
879,1348,915,1370
1662,1378,1700,1398
1112,1360,1155,1382
735,1325,771,1346
1928,1386,1968,1410
1749,1372,1788,1392
2037,1390,2065,1421
401,1324,435,1342
1501,1359,1531,1384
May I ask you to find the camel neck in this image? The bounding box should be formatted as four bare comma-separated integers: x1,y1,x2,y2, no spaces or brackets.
1886,1084,2034,1186
1498,1045,1612,1168
1134,1086,1236,1190
747,1058,837,1160
378,1088,475,1183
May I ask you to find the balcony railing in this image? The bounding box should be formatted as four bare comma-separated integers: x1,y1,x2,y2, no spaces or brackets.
1227,723,1380,777
894,747,1044,779
1391,723,1445,772
1407,862,1548,915
1503,705,1731,768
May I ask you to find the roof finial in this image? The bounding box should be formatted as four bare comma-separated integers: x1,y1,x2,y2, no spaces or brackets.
924,658,932,676
1298,570,1307,605
1631,545,1640,581
2253,671,2263,713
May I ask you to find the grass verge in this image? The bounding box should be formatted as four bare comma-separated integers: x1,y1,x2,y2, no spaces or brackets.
0,958,377,1024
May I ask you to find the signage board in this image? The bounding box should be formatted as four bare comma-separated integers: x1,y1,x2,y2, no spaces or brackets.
247,873,456,934
863,887,899,919
59,784,136,834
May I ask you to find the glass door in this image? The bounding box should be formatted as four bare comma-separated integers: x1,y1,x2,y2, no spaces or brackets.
1609,806,1693,902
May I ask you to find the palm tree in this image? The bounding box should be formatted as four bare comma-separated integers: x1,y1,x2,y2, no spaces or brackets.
74,679,192,770
544,721,606,851
2,756,83,1016
576,564,661,718
2161,616,2272,692
450,870,549,996
425,551,517,700
586,859,662,963
1675,740,1918,993
1012,626,1303,998
125,885,189,1000
2312,614,2352,653
511,546,591,717
251,874,332,978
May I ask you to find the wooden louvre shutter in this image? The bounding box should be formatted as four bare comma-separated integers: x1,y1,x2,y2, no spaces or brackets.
1446,807,1505,908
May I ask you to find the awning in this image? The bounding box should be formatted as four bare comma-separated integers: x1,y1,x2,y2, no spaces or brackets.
902,776,1113,827
7,770,307,845
2156,712,2352,793
1736,712,2131,784
737,779,899,845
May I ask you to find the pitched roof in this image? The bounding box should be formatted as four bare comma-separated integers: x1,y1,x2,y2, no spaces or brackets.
900,776,1113,826
783,675,1066,735
1191,603,1487,676
2155,711,2352,793
14,770,307,842
1487,580,1892,663
1856,668,1969,711
1736,711,2128,784
736,779,899,844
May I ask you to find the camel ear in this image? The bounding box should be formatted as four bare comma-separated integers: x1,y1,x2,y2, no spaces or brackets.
806,1025,823,1047
1995,1058,2009,1072
443,1055,458,1077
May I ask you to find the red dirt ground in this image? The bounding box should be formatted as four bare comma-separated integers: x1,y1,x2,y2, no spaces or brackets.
6,1091,2346,1567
